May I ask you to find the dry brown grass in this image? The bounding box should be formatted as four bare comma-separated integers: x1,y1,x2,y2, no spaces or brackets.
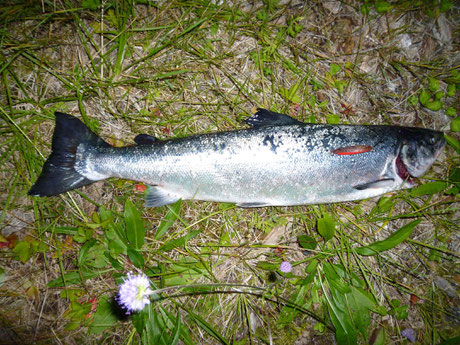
0,0,458,344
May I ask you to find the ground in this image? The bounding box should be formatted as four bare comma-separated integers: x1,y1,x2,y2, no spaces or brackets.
0,1,459,344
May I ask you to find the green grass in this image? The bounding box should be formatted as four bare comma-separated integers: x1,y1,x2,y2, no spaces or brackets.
0,0,459,344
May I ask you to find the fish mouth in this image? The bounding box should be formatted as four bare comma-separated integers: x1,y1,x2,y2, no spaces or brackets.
396,154,415,187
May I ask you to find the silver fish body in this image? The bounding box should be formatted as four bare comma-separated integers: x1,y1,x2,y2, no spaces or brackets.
29,109,445,207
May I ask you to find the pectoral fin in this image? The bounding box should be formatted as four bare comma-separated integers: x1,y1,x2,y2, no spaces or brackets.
145,185,181,207
353,178,395,190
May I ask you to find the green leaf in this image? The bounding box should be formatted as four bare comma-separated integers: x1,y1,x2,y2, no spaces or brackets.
356,219,421,256
155,200,182,240
88,295,118,334
334,80,347,94
82,0,101,11
323,263,351,294
408,95,418,106
317,212,335,242
73,227,93,243
326,113,340,124
323,287,357,345
446,107,456,117
124,199,145,249
434,91,444,100
279,84,301,103
445,134,460,153
127,248,145,269
100,208,128,249
440,0,454,12
298,235,317,250
361,3,370,14
446,83,456,97
438,336,460,345
169,311,181,345
0,267,5,287
330,63,341,76
451,117,460,131
13,241,34,263
370,328,387,345
186,308,230,345
419,89,431,105
278,285,307,325
105,252,123,270
374,1,391,13
159,230,201,252
373,196,395,214
448,167,460,186
305,259,318,274
78,238,97,266
256,261,278,271
108,238,127,257
425,100,443,111
348,287,376,339
428,77,440,92
162,307,194,345
410,181,447,196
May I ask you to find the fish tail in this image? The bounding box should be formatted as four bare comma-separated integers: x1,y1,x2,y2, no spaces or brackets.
29,112,110,197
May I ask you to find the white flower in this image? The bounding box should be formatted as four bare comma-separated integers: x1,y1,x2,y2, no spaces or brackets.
280,261,292,273
116,272,153,314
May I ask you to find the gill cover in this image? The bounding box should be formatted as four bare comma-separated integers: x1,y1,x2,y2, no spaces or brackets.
399,128,445,178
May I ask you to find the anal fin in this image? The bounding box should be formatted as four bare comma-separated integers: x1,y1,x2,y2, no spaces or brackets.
145,185,181,207
353,178,395,191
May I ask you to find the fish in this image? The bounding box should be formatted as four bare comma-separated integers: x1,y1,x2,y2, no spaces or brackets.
28,108,445,207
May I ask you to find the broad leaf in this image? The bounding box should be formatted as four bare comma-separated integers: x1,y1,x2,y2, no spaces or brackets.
410,181,446,196
317,212,335,242
78,238,97,266
445,134,460,154
298,235,317,250
127,248,145,269
88,295,118,334
124,199,145,249
356,219,421,256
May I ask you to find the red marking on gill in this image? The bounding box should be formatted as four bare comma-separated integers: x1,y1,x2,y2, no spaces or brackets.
396,155,414,185
332,145,373,155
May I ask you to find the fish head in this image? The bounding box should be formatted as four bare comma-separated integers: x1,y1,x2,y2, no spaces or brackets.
399,128,445,178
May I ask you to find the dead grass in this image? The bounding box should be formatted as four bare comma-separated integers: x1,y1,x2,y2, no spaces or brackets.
0,0,459,344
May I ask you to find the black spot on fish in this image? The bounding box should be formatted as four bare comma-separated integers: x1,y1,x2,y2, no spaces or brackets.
263,134,280,152
220,143,226,150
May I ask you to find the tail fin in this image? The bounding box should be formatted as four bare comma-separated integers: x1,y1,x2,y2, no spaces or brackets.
29,112,110,197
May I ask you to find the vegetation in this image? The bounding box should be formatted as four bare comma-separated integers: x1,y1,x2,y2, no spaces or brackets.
0,0,458,344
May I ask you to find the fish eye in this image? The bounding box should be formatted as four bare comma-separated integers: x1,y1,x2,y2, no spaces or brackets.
429,136,436,145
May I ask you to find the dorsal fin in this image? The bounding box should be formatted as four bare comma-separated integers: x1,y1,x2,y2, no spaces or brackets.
134,134,160,145
244,108,304,129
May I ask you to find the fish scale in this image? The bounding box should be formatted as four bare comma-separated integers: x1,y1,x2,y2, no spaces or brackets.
29,108,445,208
